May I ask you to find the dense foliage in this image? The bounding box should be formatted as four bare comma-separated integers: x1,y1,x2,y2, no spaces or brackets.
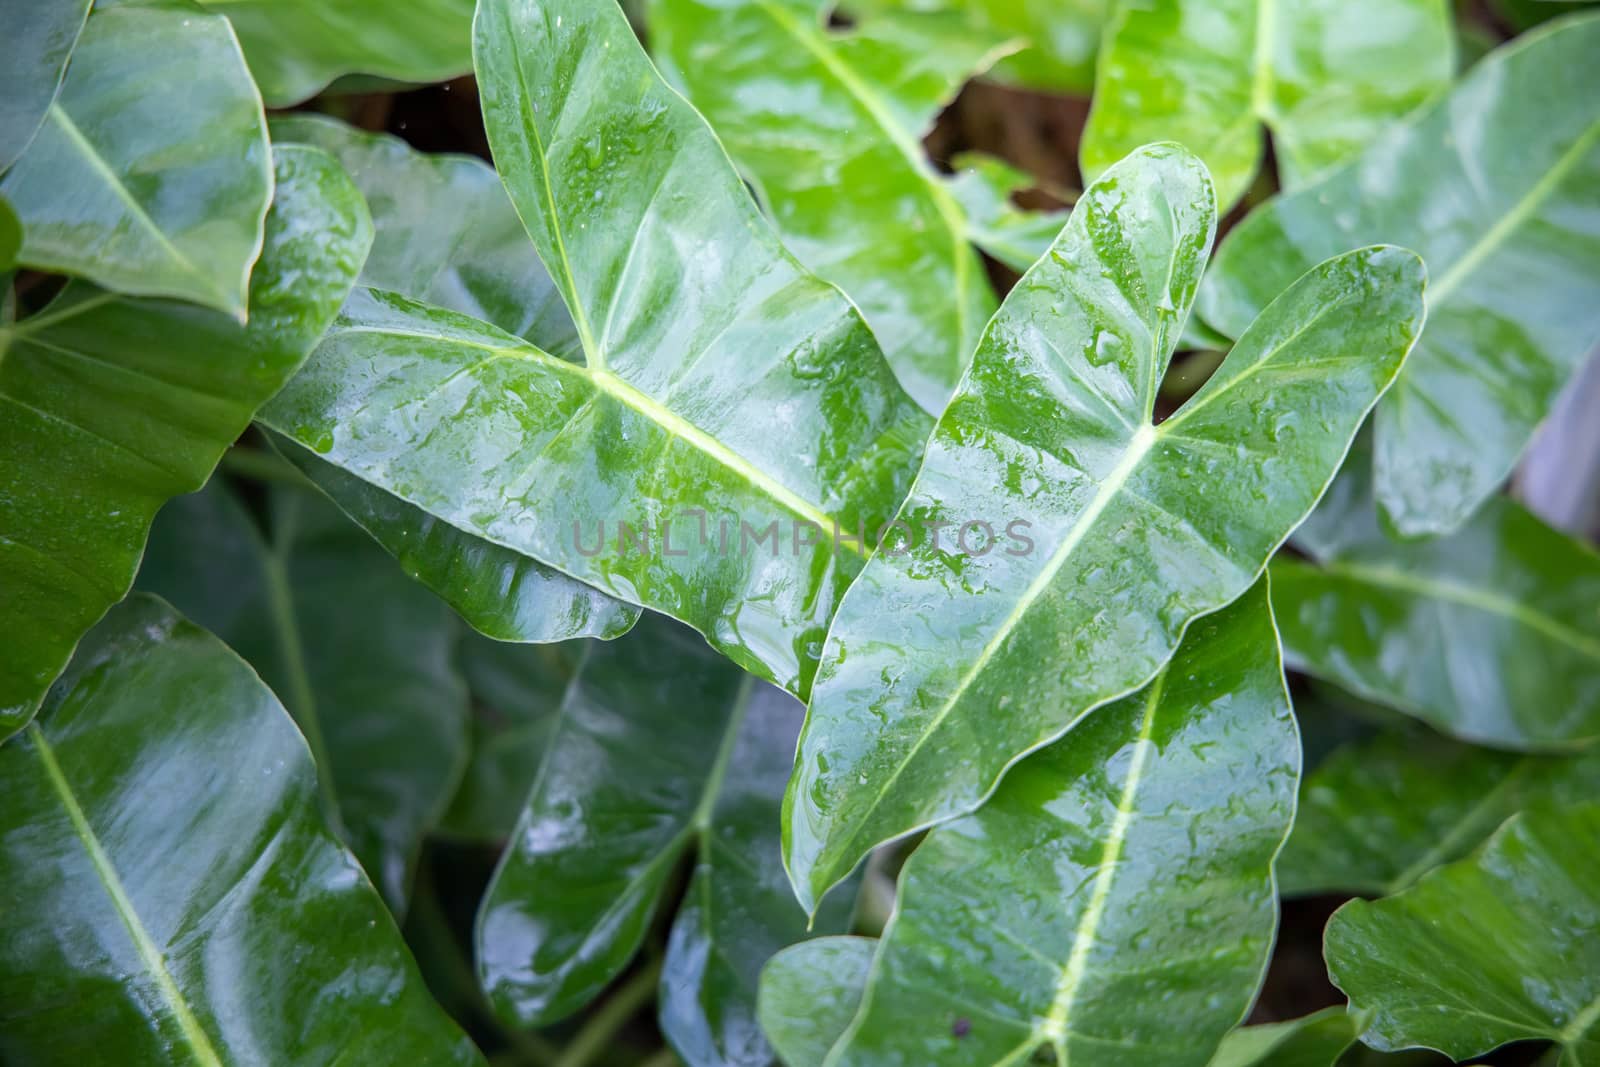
2,0,1597,1065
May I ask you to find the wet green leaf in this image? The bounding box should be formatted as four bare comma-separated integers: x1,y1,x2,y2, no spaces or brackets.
1198,14,1600,536
650,0,1016,411
758,936,874,1067
1325,804,1600,1065
1,0,272,315
197,0,475,106
1208,1008,1362,1067
0,145,371,740
821,582,1296,1066
137,480,471,914
947,153,1072,274
1081,0,1453,210
0,0,91,171
0,595,484,1066
783,143,1424,911
266,0,931,696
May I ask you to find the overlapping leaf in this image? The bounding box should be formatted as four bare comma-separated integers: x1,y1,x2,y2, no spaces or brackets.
197,0,476,106
651,0,1016,411
1207,1009,1362,1067
265,0,931,696
1,0,272,315
947,153,1072,274
758,936,874,1067
0,0,91,171
0,145,370,739
1198,14,1600,536
817,583,1295,1066
1325,804,1600,1065
0,596,484,1066
783,142,1424,911
1082,0,1453,210
137,480,471,914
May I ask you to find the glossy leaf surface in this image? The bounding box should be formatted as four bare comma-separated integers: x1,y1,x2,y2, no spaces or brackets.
0,145,370,739
1325,804,1600,1065
0,596,484,1066
651,0,1015,412
137,480,471,913
0,0,91,171
1208,1009,1361,1067
784,143,1424,910
269,0,931,696
757,936,874,1067
824,582,1296,1066
1081,0,1453,210
1,0,272,315
1199,14,1600,536
947,153,1071,274
197,0,475,106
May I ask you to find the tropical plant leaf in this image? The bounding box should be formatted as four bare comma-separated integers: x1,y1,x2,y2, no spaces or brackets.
477,614,854,1035
266,0,932,696
1277,727,1600,897
0,0,91,171
0,595,485,1066
947,153,1072,275
1271,439,1600,748
197,0,475,106
1207,1008,1362,1067
650,0,1016,412
1081,0,1454,210
1,0,272,315
819,582,1296,1066
0,144,370,740
783,142,1425,912
757,936,874,1067
1325,804,1600,1065
0,197,18,268
137,479,472,914
1198,14,1600,536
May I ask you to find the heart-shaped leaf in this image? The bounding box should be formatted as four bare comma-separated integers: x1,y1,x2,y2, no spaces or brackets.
0,144,371,739
1082,0,1454,210
758,936,874,1067
784,142,1424,911
0,595,484,1065
0,0,91,171
1198,13,1600,536
1,0,273,315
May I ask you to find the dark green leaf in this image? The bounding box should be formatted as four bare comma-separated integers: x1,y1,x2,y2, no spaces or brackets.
784,143,1424,911
1,0,272,315
0,197,19,268
1198,14,1600,536
0,595,484,1065
1208,1008,1362,1067
757,936,874,1067
0,0,91,171
0,144,371,739
1325,804,1600,1064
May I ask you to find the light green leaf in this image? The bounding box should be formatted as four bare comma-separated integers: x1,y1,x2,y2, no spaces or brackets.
0,595,484,1066
0,0,91,171
197,0,475,106
1277,727,1600,897
1325,804,1600,1065
1198,14,1600,536
266,0,931,697
822,582,1296,1067
1207,1008,1362,1067
136,480,471,915
650,0,1016,411
947,152,1072,274
783,142,1424,912
1,0,272,315
1082,0,1454,210
0,144,371,740
758,936,874,1067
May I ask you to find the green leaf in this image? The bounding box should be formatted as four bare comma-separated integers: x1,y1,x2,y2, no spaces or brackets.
1197,14,1600,536
477,614,853,1031
1277,727,1600,897
1,0,272,315
820,581,1296,1066
1081,0,1454,210
650,0,1016,411
266,0,932,696
0,197,19,269
1207,1008,1362,1067
1271,441,1600,748
0,595,484,1066
0,0,91,171
1325,804,1600,1065
0,144,371,740
197,0,475,106
136,479,471,914
783,142,1424,912
758,936,874,1067
947,153,1072,274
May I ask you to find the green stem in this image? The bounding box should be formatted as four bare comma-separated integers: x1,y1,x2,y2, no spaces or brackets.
553,958,663,1067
